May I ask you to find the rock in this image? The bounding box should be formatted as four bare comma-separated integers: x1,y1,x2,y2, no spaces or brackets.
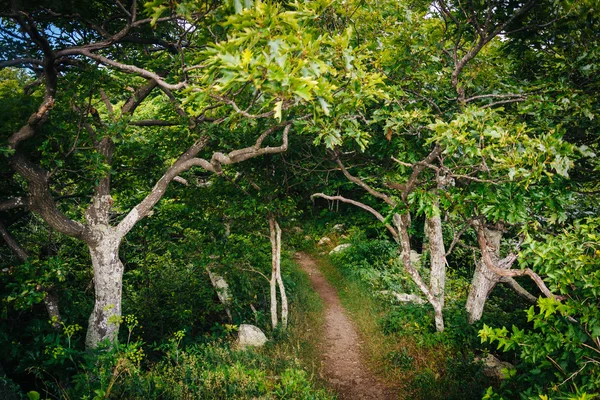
477,354,514,380
237,324,268,348
329,243,351,255
332,223,345,232
318,237,332,246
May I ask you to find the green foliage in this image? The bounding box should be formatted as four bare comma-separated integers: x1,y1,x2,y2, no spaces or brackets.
140,343,331,399
2,0,599,398
323,232,489,399
406,355,489,400
2,253,331,399
480,218,600,398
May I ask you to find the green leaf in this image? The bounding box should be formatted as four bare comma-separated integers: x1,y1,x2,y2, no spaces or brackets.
27,392,40,400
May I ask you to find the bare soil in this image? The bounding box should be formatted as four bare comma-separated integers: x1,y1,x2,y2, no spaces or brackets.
295,252,398,400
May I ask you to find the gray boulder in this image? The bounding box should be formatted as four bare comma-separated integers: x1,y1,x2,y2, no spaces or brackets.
332,223,345,232
477,354,515,380
237,324,268,348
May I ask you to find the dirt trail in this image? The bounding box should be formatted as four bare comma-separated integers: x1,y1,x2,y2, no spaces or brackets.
295,252,397,400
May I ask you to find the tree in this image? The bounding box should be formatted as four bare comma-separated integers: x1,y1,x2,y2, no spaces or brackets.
480,217,600,398
1,0,381,347
311,0,579,331
0,1,384,347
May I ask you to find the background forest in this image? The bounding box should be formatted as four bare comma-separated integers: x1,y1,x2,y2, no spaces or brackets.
1,0,599,399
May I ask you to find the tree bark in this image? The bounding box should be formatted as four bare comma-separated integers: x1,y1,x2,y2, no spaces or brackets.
85,230,124,348
206,266,233,321
426,211,446,332
394,213,445,332
465,226,502,324
466,221,557,324
269,217,279,330
274,220,287,330
270,265,278,330
43,289,62,329
380,291,426,304
269,217,287,330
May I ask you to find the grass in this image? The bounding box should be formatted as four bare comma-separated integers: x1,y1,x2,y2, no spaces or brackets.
136,252,337,399
314,252,488,400
28,252,336,400
269,254,331,390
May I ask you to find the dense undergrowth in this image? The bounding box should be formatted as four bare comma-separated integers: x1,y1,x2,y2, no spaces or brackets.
1,252,333,400
312,227,529,400
307,216,600,400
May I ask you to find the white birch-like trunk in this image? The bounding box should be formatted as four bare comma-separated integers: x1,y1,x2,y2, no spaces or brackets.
393,213,446,332
270,267,278,330
269,217,287,330
274,220,287,330
206,267,233,321
85,230,124,348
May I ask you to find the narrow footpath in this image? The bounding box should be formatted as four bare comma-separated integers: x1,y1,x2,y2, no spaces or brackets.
295,252,397,400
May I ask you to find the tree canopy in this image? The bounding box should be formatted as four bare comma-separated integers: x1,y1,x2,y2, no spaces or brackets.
1,0,598,399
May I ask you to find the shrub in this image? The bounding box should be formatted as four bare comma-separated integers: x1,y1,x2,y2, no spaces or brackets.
480,218,600,399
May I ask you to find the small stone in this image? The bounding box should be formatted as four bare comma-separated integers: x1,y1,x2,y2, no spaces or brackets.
332,223,345,232
329,243,351,255
318,237,332,246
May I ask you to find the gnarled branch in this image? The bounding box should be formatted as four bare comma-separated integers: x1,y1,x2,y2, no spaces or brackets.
334,157,396,207
311,193,398,239
475,224,559,300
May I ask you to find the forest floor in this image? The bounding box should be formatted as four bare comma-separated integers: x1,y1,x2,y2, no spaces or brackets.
295,252,398,400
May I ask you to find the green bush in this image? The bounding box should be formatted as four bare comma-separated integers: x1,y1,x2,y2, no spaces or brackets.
480,218,600,399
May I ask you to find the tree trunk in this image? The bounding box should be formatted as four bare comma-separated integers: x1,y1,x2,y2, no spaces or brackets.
273,219,287,330
43,289,62,330
269,217,279,330
465,258,499,324
270,268,278,330
426,212,446,332
465,226,502,324
206,266,233,321
85,231,124,348
393,213,445,332
433,303,444,332
269,217,287,330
